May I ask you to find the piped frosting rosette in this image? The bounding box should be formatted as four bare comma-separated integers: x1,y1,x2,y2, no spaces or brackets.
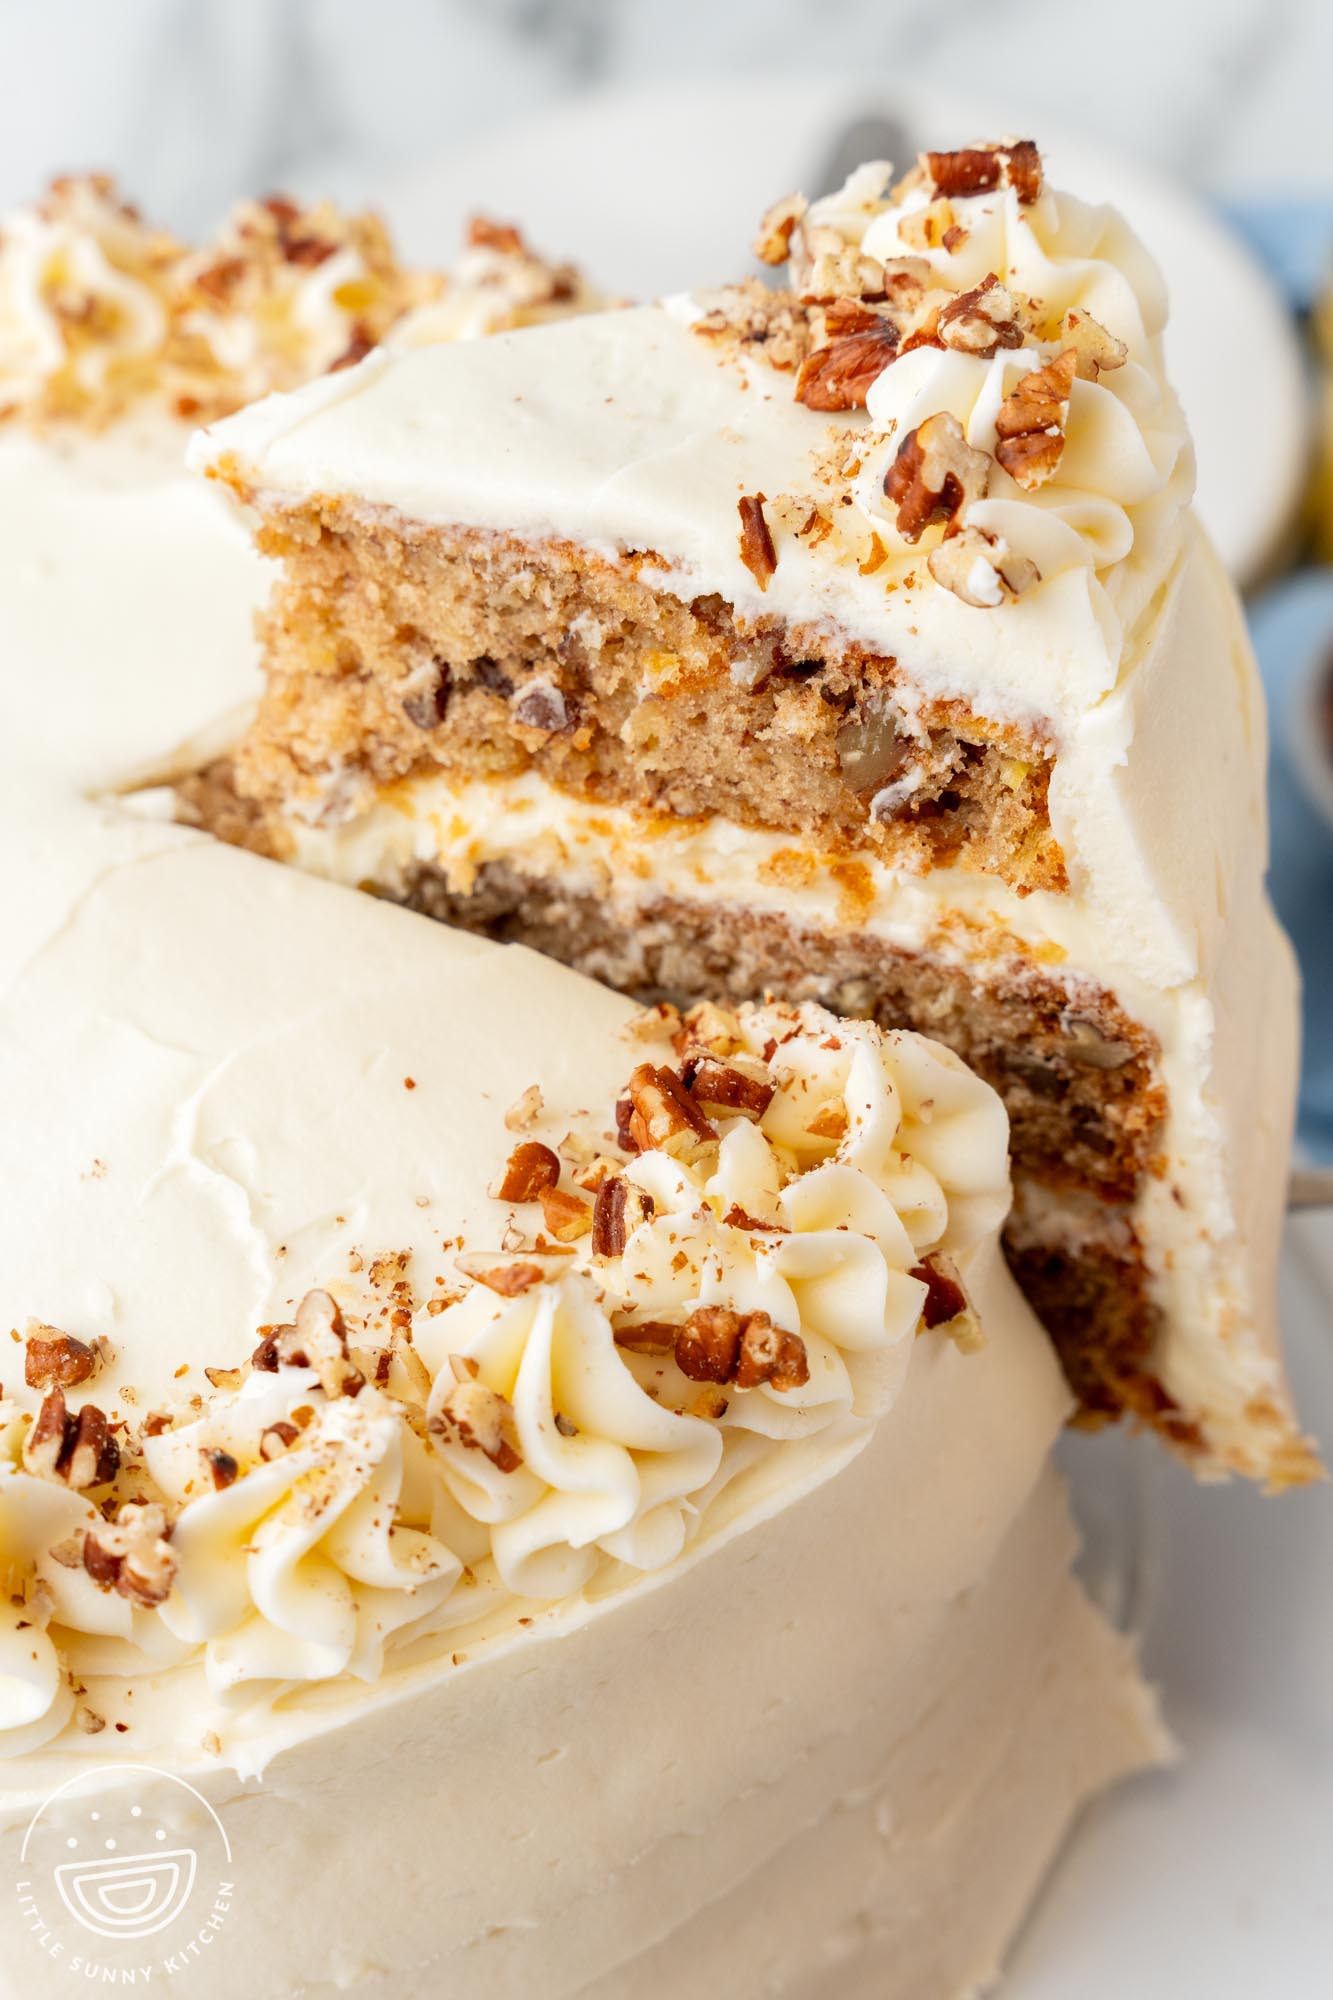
417,1277,723,1599
414,1003,1011,1598
141,1371,463,1694
0,179,172,421
735,147,1194,635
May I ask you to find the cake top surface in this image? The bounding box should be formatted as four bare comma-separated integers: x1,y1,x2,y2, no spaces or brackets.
199,141,1194,736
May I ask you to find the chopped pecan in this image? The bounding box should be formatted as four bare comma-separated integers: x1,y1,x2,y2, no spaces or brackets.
24,1326,100,1391
836,701,911,794
936,274,1027,357
676,1307,808,1392
753,191,808,266
83,1503,177,1609
504,1085,544,1133
624,1063,717,1157
429,1356,522,1472
612,1319,679,1355
674,1001,744,1058
738,494,778,590
911,1255,969,1328
723,1204,787,1234
883,411,990,541
994,348,1075,489
456,1256,547,1297
204,1448,239,1490
250,1289,365,1399
922,141,1042,205
794,223,884,303
928,524,1040,607
23,1391,120,1489
680,1057,775,1121
491,1141,561,1203
259,1420,300,1460
691,279,813,372
511,678,570,734
591,1176,656,1258
540,1186,592,1242
675,1307,744,1384
795,313,899,412
467,215,525,254
1062,308,1127,380
734,1312,810,1391
402,663,452,729
805,1100,849,1142
203,1365,244,1391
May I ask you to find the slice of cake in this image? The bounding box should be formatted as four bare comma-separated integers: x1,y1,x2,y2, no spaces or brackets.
195,140,1310,1483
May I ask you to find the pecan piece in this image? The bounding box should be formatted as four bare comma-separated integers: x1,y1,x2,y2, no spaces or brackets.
84,1502,177,1608
250,1289,365,1399
883,411,990,541
680,1057,775,1121
402,662,452,729
994,348,1076,490
491,1141,561,1203
753,191,807,266
24,1325,100,1391
259,1420,300,1460
511,678,569,734
936,274,1027,357
922,141,1042,205
734,1312,810,1392
23,1391,120,1490
676,1307,808,1392
591,1176,656,1258
1062,308,1127,381
911,1255,969,1328
737,494,777,591
675,1307,744,1384
674,1001,744,1058
539,1185,592,1242
429,1356,522,1472
612,1319,679,1356
928,524,1040,607
456,1256,547,1297
795,316,899,412
504,1085,544,1133
467,215,525,254
624,1063,716,1157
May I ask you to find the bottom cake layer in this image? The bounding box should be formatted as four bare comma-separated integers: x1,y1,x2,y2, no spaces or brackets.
1,1242,1164,2000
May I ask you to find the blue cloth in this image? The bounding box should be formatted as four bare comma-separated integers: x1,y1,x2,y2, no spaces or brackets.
1225,195,1333,1161
1249,573,1333,1161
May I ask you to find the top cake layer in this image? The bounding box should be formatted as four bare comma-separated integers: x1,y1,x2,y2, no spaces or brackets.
200,145,1192,742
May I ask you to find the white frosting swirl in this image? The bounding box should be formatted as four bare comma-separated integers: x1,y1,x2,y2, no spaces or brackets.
419,1275,722,1598
792,165,1193,627
142,1372,462,1694
0,188,169,420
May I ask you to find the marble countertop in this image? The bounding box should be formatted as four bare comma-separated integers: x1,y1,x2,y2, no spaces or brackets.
1,0,1330,236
